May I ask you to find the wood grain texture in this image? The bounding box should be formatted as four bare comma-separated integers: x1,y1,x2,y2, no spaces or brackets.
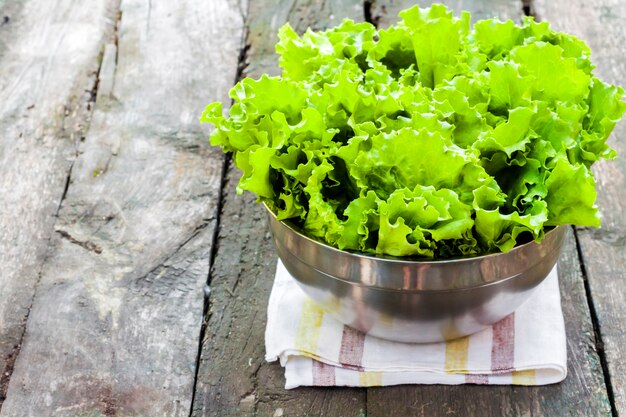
0,0,244,416
0,0,115,406
192,1,366,416
365,1,613,416
533,0,626,414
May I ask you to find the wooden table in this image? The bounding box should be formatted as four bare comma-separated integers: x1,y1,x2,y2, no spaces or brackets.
0,0,624,416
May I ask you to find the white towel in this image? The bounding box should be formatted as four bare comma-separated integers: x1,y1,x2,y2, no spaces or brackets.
265,260,567,389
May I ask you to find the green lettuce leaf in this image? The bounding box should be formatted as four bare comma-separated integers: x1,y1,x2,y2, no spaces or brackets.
203,4,626,258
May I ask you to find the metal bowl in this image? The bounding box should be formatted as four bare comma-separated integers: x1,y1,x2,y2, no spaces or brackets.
265,205,566,343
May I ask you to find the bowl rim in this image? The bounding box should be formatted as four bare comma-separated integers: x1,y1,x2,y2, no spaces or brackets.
263,202,562,265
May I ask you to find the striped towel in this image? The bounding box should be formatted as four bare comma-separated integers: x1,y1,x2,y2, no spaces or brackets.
265,260,567,388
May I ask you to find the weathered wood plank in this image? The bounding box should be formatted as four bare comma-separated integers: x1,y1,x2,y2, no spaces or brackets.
0,0,115,407
534,0,626,414
365,1,612,416
0,0,244,416
192,1,366,416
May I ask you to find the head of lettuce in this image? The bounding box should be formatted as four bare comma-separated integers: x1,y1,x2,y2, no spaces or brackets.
202,4,626,259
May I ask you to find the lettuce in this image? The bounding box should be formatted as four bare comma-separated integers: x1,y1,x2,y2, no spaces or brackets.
203,4,626,258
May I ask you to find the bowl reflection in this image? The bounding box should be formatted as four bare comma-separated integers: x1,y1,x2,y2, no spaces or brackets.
266,205,565,343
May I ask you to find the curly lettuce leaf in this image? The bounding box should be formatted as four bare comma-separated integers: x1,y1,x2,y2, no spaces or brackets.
203,4,626,258
400,4,471,88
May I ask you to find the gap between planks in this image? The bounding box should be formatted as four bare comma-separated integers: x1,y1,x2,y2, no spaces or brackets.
525,2,616,414
188,4,251,415
574,226,619,417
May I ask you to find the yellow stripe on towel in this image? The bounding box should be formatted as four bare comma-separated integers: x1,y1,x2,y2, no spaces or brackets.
512,369,536,385
445,336,470,374
359,371,383,386
295,297,325,354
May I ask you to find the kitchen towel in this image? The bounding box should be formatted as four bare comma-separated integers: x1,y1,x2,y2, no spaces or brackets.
265,260,567,388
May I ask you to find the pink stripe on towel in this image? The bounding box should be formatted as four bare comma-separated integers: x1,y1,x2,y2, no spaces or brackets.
312,360,336,385
465,374,489,384
491,313,516,372
339,325,366,370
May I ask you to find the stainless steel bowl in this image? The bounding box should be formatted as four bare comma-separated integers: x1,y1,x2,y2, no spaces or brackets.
265,205,566,343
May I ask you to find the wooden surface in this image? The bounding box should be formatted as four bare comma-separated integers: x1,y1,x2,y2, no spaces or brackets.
534,0,626,415
0,0,623,416
0,0,115,406
0,0,243,415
